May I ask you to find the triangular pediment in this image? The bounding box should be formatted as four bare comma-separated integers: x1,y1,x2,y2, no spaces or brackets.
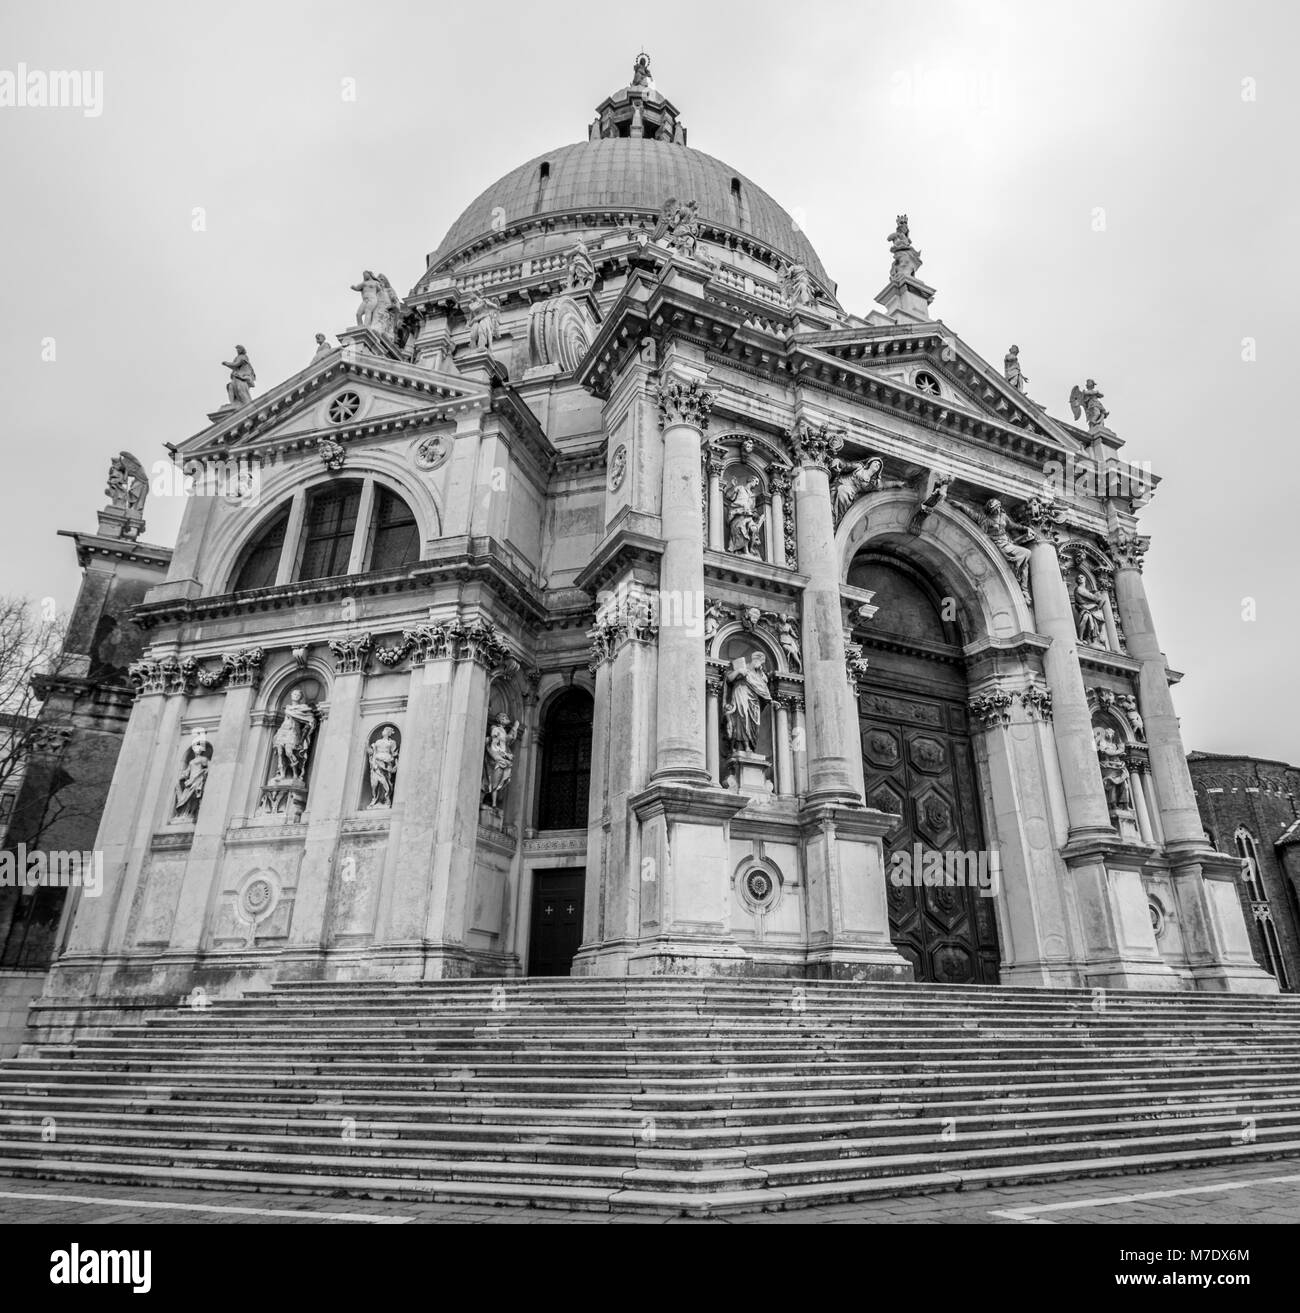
178,344,488,460
791,322,1087,456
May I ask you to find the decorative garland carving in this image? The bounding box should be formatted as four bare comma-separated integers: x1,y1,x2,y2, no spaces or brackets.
374,615,515,672
131,649,261,697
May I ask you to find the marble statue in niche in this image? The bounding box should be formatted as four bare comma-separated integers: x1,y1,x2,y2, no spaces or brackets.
367,726,400,808
482,712,522,808
172,728,214,823
1072,572,1108,647
723,652,773,753
723,472,764,558
1094,725,1132,816
270,690,317,783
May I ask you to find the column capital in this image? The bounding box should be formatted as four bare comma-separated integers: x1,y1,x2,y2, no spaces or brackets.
1109,528,1151,572
656,374,714,432
786,420,844,470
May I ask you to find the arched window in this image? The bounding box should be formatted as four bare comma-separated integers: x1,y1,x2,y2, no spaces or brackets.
369,487,419,571
537,688,593,830
1235,826,1264,900
299,482,363,581
225,479,423,593
232,504,291,591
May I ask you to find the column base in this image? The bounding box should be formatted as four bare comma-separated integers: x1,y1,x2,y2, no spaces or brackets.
804,946,914,983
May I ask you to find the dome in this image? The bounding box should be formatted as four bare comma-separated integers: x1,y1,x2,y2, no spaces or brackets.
426,137,832,290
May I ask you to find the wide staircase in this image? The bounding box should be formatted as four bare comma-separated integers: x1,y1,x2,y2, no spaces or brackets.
1,977,1300,1215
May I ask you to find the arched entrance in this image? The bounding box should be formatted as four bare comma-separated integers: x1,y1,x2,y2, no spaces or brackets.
850,553,1000,984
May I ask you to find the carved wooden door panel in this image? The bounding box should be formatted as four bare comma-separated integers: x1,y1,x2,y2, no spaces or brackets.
859,688,1000,984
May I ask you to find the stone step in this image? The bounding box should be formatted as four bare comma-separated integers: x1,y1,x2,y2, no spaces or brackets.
6,1136,1299,1216
0,1119,1296,1194
53,1034,1300,1066
5,1087,1297,1129
7,976,1300,1215
0,1098,1290,1153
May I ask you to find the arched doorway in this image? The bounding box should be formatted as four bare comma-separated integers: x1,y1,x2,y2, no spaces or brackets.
850,553,1000,984
528,687,594,976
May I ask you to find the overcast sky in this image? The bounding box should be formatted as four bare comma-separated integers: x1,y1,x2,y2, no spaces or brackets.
1,0,1295,761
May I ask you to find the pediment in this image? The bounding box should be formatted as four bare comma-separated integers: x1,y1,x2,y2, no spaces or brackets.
792,323,1087,456
178,345,488,461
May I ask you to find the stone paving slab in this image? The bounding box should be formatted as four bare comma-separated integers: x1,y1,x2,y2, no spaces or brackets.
0,1158,1296,1224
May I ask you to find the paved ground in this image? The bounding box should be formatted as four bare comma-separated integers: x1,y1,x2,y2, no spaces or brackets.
0,1159,1297,1223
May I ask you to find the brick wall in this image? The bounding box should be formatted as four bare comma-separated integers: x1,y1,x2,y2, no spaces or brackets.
1190,752,1300,991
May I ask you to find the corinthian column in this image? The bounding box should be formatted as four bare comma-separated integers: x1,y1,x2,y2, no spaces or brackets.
789,422,859,804
1108,532,1204,849
1028,538,1113,839
652,374,712,785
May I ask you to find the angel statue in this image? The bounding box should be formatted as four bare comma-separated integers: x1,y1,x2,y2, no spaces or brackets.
830,456,884,526
105,451,149,514
1069,379,1109,431
724,474,764,558
723,652,773,753
367,726,399,808
270,689,317,783
482,712,522,808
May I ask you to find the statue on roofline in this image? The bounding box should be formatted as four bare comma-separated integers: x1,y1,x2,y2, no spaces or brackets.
222,345,255,406
1069,379,1109,431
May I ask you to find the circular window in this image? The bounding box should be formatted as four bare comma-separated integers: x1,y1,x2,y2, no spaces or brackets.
328,392,362,424
739,863,782,914
746,869,773,902
914,371,941,397
1148,898,1165,938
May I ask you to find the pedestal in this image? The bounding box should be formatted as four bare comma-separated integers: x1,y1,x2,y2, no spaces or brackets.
724,750,773,797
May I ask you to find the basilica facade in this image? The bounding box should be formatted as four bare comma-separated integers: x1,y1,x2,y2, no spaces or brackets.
43,59,1275,1018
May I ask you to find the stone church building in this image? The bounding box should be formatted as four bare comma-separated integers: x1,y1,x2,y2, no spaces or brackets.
40,57,1275,1024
